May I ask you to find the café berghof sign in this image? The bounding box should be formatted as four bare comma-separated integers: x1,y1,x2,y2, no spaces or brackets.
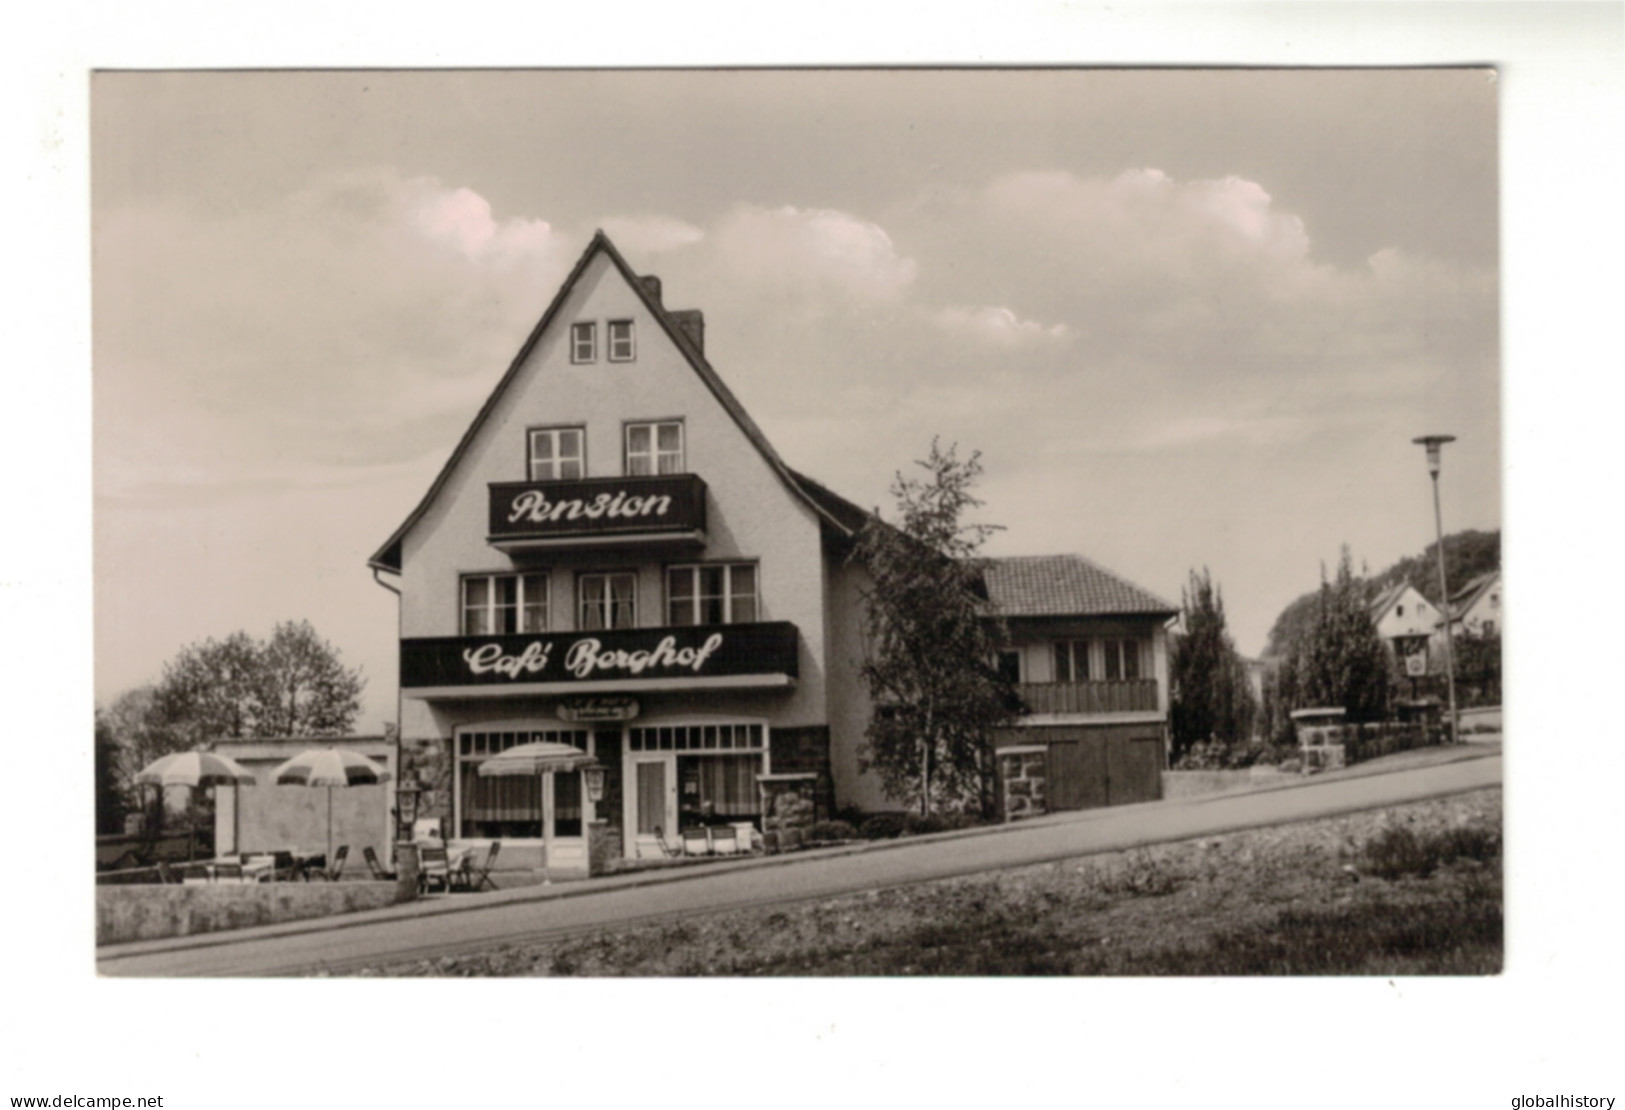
488,474,705,542
400,622,799,691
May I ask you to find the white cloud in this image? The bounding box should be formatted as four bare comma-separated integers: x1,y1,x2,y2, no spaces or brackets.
707,203,918,308
601,214,705,255
932,304,1071,346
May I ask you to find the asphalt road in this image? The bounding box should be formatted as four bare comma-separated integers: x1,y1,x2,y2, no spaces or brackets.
98,753,1501,977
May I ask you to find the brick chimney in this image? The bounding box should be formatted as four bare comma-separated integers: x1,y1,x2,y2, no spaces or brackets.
668,309,705,355
638,275,663,306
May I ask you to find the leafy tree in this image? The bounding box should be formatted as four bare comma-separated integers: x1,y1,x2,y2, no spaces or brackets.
94,710,128,835
1288,547,1391,723
1169,568,1257,758
1264,529,1500,656
98,622,365,820
854,439,1014,817
255,621,366,736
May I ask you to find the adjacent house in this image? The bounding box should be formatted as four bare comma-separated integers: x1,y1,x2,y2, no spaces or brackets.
1444,570,1502,638
368,232,1175,874
987,555,1177,810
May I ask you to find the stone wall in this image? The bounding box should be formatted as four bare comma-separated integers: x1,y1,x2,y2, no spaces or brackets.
999,749,1048,821
1296,720,1433,772
97,881,413,946
769,726,833,816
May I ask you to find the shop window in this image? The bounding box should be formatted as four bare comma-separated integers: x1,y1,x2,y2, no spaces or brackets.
579,572,636,630
571,321,597,363
627,723,764,752
667,563,757,625
462,573,549,636
625,420,684,475
456,728,589,839
607,319,636,362
528,427,585,481
1053,640,1089,683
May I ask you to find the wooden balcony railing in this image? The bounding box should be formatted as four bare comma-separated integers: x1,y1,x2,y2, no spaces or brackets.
1017,679,1159,716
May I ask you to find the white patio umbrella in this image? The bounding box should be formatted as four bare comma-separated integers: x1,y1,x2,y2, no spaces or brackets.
134,750,258,861
269,748,392,871
477,741,598,885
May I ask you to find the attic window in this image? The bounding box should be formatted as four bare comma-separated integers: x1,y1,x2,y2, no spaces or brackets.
608,320,635,362
571,322,597,363
1397,604,1404,616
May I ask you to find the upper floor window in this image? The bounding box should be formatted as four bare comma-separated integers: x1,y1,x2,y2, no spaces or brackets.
463,573,549,636
1103,639,1143,682
668,563,757,625
626,420,684,475
571,322,597,363
528,427,585,481
579,572,636,631
607,320,636,362
997,650,1022,685
1053,640,1089,683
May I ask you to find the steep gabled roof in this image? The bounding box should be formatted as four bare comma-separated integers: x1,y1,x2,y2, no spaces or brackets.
1368,580,1411,619
369,231,859,572
982,554,1177,619
1447,569,1501,620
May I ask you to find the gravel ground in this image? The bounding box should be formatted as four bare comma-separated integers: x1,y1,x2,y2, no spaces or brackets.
346,787,1502,977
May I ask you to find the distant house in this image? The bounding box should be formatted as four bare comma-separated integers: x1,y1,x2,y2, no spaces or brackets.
986,554,1178,811
1369,581,1440,676
1444,570,1502,638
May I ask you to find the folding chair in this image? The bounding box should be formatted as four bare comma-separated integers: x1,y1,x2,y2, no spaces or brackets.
653,827,683,859
307,845,349,882
363,846,394,881
417,845,452,893
459,842,501,892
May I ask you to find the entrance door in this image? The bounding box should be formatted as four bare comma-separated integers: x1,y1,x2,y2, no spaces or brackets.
627,754,677,858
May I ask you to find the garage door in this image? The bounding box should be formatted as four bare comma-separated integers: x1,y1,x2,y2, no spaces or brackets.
1043,734,1163,810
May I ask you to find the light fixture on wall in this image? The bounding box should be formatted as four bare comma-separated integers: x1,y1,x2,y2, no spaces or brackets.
583,762,607,804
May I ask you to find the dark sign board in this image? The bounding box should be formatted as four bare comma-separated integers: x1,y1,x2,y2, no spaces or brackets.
488,474,706,541
401,621,799,690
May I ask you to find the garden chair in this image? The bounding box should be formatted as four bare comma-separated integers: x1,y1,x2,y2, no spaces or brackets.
653,826,683,858
363,846,394,881
418,844,452,893
680,827,712,857
456,842,501,892
307,845,349,882
709,825,739,856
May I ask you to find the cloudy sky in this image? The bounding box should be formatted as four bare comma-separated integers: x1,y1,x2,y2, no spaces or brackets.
93,67,1500,725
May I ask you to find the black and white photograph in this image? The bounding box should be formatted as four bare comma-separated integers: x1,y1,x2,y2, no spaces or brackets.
12,3,1624,1107
92,62,1505,978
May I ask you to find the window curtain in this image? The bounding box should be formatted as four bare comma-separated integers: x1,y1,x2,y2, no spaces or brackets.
695,755,761,817
460,764,539,823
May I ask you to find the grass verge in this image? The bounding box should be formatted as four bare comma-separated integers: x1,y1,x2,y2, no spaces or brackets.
349,787,1501,977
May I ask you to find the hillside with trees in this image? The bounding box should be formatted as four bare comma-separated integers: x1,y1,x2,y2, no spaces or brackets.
1263,529,1500,658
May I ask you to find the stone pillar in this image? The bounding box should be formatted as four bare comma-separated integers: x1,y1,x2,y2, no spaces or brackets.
1000,748,1048,822
393,841,421,899
587,820,621,877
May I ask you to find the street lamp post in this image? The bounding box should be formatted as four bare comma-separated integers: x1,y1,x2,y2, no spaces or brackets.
1412,435,1460,744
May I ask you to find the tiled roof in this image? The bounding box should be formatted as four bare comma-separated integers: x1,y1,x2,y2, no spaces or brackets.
982,554,1178,618
1368,581,1408,618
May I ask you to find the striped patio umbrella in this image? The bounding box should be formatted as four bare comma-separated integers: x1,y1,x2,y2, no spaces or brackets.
134,751,258,861
270,748,392,869
478,742,598,884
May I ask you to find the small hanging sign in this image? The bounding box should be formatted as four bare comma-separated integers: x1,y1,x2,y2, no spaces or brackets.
557,695,641,723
